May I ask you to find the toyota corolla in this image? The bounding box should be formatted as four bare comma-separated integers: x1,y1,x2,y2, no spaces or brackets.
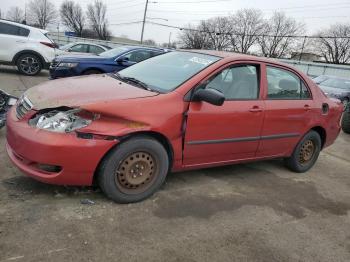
6,50,343,203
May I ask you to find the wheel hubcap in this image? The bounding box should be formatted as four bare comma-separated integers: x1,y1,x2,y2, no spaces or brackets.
20,57,39,74
299,140,315,164
115,152,156,193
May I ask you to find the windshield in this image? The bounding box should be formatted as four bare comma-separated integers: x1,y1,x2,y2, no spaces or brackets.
118,51,221,92
59,43,74,50
321,78,350,90
99,46,130,57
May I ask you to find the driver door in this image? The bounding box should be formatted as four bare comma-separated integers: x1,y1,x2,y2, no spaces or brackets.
183,63,265,166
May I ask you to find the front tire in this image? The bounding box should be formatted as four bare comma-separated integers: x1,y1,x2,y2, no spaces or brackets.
98,136,169,203
342,106,350,134
16,53,43,76
284,131,321,173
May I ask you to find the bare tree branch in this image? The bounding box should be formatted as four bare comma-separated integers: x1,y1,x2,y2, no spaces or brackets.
86,0,111,40
6,6,25,23
28,0,57,29
60,0,85,37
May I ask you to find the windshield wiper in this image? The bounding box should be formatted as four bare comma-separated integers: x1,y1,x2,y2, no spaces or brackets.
113,73,153,91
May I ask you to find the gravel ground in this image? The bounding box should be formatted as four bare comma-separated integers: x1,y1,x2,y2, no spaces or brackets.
0,66,349,262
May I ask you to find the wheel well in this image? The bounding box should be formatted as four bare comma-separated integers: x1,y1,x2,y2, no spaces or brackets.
92,131,174,185
82,68,104,74
13,50,45,66
311,126,326,148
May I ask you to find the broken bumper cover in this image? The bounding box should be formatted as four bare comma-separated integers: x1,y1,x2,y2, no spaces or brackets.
6,109,118,186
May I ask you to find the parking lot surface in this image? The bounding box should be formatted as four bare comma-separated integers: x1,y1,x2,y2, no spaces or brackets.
0,66,350,262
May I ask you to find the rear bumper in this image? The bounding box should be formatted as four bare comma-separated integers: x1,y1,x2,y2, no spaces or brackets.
6,108,118,185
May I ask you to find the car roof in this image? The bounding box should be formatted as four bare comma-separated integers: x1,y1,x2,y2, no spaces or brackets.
0,19,48,34
180,49,292,67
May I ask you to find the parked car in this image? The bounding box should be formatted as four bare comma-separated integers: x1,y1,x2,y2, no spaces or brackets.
312,75,330,84
49,46,166,79
58,42,111,55
0,19,57,75
6,51,343,203
0,89,17,129
317,76,350,106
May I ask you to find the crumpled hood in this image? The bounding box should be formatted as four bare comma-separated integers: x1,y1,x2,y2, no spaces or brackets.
25,74,158,110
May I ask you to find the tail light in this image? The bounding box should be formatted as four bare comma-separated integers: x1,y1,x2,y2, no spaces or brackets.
40,42,57,48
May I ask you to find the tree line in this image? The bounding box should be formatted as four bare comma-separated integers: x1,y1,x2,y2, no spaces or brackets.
179,9,350,64
4,0,111,40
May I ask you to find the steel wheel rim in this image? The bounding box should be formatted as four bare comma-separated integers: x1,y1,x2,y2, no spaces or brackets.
20,57,39,74
115,152,157,194
299,139,315,165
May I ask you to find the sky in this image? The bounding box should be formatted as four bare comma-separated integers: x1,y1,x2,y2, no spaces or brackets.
1,0,350,44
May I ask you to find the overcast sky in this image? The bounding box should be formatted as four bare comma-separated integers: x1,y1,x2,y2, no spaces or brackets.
1,0,350,44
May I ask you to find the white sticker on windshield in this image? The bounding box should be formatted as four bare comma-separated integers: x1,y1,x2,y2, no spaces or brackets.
189,57,213,66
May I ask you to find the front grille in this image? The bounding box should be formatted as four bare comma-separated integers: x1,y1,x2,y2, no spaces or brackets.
16,96,33,119
50,60,59,68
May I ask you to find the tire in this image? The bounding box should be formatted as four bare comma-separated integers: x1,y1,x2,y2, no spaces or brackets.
16,53,43,76
342,98,349,108
284,130,321,173
83,69,102,75
342,108,350,134
98,136,169,203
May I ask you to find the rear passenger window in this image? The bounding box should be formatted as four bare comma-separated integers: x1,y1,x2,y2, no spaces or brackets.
205,65,259,100
89,45,104,54
0,22,30,37
267,66,311,99
69,44,89,53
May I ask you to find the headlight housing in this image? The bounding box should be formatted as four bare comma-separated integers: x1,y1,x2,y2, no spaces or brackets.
30,108,92,133
58,62,79,68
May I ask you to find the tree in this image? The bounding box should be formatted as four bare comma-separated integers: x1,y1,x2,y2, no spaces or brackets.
60,1,85,37
316,23,350,64
229,9,264,54
201,17,232,50
143,39,156,46
178,23,210,49
86,0,111,40
6,7,25,23
27,0,56,29
257,12,304,58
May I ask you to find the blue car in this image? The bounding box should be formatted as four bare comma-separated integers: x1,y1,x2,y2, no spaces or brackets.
49,46,166,79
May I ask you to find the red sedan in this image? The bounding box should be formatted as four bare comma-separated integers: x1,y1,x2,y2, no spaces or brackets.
6,50,343,203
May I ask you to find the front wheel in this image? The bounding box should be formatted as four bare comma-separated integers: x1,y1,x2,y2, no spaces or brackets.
284,131,321,173
16,53,43,76
342,108,350,134
98,137,169,203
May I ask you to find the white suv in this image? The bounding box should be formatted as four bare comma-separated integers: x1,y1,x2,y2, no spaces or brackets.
0,19,56,75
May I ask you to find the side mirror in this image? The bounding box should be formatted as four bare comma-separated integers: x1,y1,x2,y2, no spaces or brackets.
116,57,129,64
192,88,225,106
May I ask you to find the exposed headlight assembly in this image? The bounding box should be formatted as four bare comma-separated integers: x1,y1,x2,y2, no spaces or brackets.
30,108,92,133
58,62,78,68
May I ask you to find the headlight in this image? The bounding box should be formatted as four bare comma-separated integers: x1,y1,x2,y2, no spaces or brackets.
31,109,92,133
58,62,78,68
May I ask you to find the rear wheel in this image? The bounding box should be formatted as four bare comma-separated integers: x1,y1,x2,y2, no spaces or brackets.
98,136,169,203
16,53,42,76
284,131,321,173
342,107,350,134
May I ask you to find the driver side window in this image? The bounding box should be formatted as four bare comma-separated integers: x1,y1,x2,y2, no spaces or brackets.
205,65,259,100
123,50,152,63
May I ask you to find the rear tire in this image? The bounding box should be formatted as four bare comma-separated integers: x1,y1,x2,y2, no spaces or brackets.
342,107,350,134
16,53,43,76
284,131,321,173
98,136,169,203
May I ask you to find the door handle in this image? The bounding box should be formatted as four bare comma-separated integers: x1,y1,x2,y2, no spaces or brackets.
249,106,263,113
304,104,311,111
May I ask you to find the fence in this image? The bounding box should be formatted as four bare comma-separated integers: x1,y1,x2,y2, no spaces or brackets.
278,59,350,78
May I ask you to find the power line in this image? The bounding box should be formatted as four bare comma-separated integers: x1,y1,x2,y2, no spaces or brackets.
152,0,232,3
146,21,350,39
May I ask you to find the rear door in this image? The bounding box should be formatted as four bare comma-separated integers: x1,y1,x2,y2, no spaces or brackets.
257,65,314,157
183,63,265,166
0,22,30,62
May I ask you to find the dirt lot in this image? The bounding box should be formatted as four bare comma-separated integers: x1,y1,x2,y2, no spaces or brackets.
0,66,350,262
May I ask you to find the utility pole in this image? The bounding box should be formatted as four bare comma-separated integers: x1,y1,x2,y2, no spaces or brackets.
140,0,149,44
168,32,172,48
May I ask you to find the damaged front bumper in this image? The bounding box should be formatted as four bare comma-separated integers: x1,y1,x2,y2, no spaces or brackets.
0,90,18,129
6,107,118,185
